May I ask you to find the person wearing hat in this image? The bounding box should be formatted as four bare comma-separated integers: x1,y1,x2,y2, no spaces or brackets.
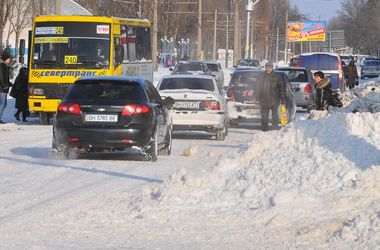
0,49,13,124
257,62,286,131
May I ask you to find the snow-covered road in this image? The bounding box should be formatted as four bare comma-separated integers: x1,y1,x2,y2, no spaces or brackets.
0,73,379,249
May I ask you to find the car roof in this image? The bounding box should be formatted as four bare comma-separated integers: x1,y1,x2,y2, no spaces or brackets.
76,76,146,85
298,52,340,58
203,61,219,64
177,60,204,64
162,74,214,80
276,67,310,71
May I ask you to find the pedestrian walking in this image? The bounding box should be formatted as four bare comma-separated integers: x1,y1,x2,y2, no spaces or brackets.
257,62,286,131
0,50,13,124
345,60,359,89
313,71,332,111
11,67,29,122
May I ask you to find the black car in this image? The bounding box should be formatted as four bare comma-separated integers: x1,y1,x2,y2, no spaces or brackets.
227,70,296,126
170,61,211,75
52,76,174,161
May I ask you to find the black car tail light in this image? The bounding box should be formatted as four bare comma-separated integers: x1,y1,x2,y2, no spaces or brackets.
69,137,80,142
58,103,81,115
122,104,150,116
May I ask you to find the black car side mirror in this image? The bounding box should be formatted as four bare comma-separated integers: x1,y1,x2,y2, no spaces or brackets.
169,67,174,71
163,97,175,109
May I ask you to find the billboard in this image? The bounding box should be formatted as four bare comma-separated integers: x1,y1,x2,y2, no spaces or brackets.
287,21,327,42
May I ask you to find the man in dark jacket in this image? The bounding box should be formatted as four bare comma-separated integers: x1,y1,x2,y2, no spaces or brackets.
345,60,358,89
0,50,13,124
11,67,29,122
314,71,332,110
257,62,286,131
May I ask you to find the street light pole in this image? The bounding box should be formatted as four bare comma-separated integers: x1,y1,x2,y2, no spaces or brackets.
245,0,259,59
213,9,218,60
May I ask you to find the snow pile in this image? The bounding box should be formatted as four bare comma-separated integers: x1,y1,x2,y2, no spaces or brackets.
340,79,380,113
136,112,380,246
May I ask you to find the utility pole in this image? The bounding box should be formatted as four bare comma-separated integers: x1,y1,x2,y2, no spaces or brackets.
284,0,289,63
225,15,229,68
55,0,61,15
213,9,218,60
233,0,240,65
276,27,279,62
197,0,202,60
152,0,158,71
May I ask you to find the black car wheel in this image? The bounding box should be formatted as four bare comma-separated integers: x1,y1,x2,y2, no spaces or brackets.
158,128,172,156
143,130,158,162
52,140,68,159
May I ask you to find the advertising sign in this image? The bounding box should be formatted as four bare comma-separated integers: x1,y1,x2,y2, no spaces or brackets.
287,21,326,42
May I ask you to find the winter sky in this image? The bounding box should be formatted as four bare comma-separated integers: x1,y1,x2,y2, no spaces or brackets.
290,0,341,21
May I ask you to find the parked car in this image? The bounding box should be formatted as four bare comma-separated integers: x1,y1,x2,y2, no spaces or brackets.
204,61,225,87
227,69,296,126
290,53,345,92
237,58,261,69
157,74,228,141
276,67,316,110
361,60,380,79
170,61,211,75
52,76,174,161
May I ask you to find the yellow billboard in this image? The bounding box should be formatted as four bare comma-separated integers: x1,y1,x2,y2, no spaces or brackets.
288,21,327,42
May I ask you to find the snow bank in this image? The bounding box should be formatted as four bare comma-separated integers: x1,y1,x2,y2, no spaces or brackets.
340,79,380,113
136,112,380,246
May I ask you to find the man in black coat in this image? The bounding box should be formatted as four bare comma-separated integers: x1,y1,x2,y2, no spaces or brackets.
0,50,13,124
11,67,29,122
314,71,332,110
257,62,286,131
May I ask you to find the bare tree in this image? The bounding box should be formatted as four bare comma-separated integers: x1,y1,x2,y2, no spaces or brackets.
9,0,32,57
0,0,13,52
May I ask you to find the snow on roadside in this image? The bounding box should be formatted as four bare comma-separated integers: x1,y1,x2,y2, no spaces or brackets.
340,78,380,113
131,100,380,246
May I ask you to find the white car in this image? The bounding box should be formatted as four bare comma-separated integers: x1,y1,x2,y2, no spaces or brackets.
157,75,228,141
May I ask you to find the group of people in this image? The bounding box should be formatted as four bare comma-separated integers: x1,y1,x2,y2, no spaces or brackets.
0,50,29,124
257,62,340,131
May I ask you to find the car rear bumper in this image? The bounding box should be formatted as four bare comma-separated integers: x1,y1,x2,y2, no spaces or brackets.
228,102,261,119
293,93,314,107
171,110,226,131
54,126,153,150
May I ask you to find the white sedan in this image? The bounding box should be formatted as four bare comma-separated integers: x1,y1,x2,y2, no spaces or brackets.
157,74,228,141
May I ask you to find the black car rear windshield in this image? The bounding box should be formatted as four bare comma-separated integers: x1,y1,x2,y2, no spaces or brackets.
276,69,309,82
239,60,260,67
206,63,218,71
175,63,203,72
230,71,261,88
66,81,146,101
159,78,215,91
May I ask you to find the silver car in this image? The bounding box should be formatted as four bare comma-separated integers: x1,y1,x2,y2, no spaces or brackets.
361,60,380,79
276,67,316,110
